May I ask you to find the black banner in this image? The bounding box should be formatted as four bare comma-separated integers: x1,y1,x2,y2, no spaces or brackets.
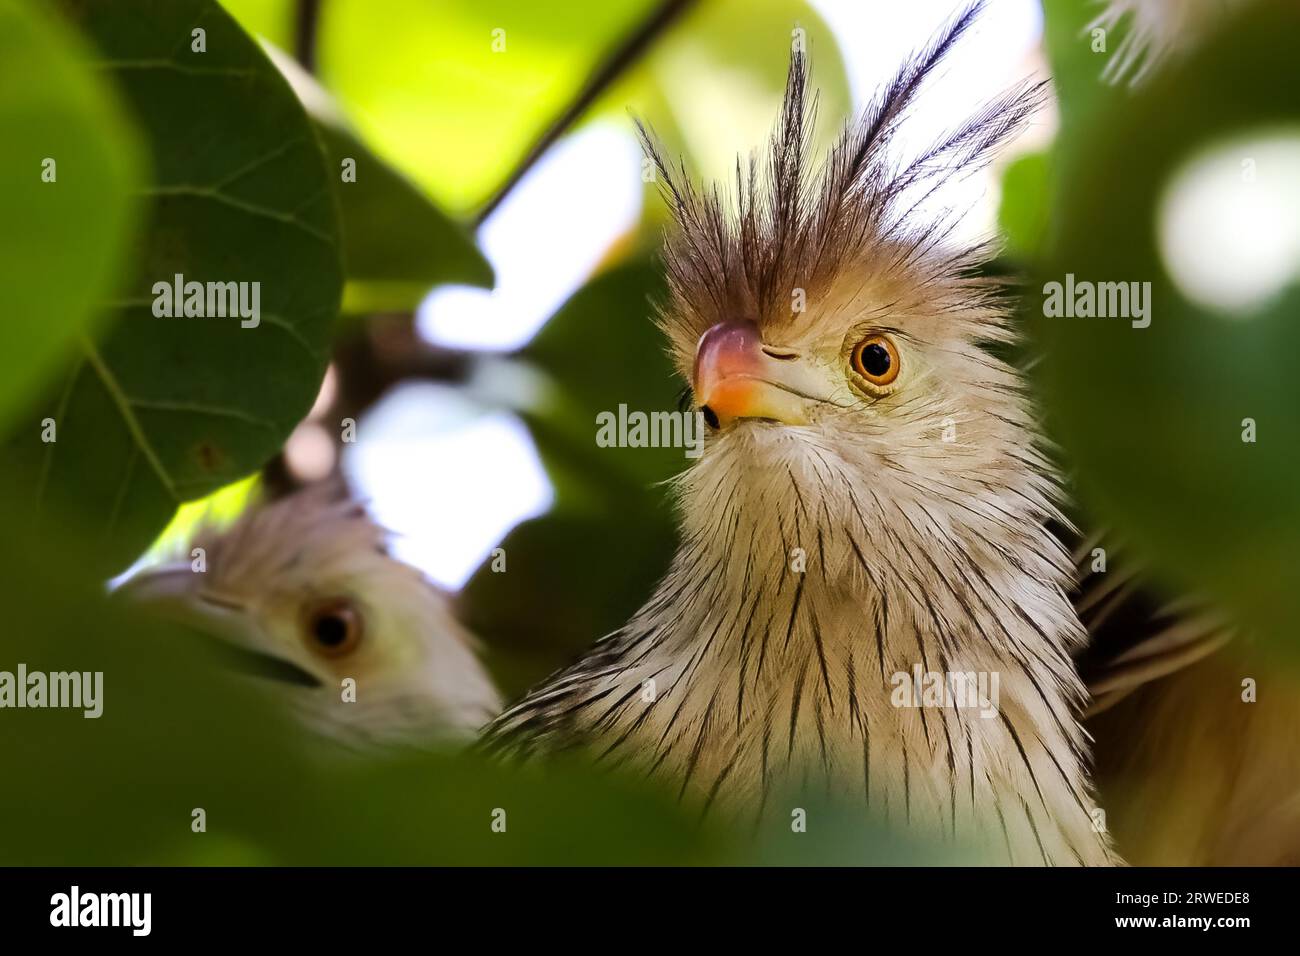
0,866,1279,941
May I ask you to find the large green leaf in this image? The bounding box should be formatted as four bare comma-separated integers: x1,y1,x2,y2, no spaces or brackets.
258,44,492,312
313,0,848,216
1035,1,1300,646
0,0,142,429
1040,0,1130,143
4,0,343,573
316,0,660,213
217,0,294,51
996,149,1051,263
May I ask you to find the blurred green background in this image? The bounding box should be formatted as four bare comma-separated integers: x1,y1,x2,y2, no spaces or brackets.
0,0,1296,864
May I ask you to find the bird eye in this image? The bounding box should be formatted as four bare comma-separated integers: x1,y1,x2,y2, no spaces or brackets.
302,599,362,657
850,334,900,387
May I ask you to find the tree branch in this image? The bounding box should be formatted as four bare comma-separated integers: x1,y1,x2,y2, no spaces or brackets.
473,0,700,226
294,0,323,74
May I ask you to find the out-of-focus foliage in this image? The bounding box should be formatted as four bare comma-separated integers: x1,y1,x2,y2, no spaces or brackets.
317,0,662,211
215,16,496,315
523,261,684,491
218,0,294,51
1030,0,1300,646
0,0,962,867
999,0,1132,269
0,488,724,866
462,262,682,692
996,149,1050,262
1040,0,1127,141
138,472,261,565
4,0,341,574
261,43,493,312
320,118,494,313
0,0,141,429
287,0,848,214
8,0,1295,868
0,488,947,866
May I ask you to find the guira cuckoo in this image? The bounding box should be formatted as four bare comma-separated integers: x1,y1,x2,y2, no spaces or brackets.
484,3,1296,866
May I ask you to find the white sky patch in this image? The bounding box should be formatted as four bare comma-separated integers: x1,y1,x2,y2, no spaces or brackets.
417,123,643,352
808,0,1045,242
342,383,553,590
1158,130,1300,316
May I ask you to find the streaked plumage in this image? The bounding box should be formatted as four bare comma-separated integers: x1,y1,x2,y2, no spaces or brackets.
486,4,1118,865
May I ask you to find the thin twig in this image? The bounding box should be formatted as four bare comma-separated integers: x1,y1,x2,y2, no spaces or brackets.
294,0,323,74
474,0,700,226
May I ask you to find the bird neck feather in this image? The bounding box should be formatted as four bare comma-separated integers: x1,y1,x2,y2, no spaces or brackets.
583,446,1114,864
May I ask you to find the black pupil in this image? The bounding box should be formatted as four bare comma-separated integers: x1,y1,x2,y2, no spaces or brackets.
860,343,891,377
313,614,350,647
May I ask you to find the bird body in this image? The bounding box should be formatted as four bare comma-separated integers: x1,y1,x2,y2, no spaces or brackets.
492,480,1113,865
487,5,1117,864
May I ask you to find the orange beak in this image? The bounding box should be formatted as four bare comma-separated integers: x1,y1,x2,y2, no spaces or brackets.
693,321,822,428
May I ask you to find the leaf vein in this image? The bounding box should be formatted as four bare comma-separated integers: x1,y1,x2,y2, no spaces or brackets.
145,185,333,243
127,398,278,431
79,337,178,500
93,60,256,78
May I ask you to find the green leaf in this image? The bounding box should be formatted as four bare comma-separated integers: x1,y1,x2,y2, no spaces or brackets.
260,44,492,312
523,260,684,489
1040,0,1129,145
4,0,343,573
1035,1,1300,646
0,487,720,866
0,0,142,430
464,498,678,697
459,262,683,691
317,0,661,213
996,149,1051,263
216,0,294,51
314,0,849,215
322,122,494,311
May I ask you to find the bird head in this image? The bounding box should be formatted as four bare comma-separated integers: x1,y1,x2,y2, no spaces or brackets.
119,485,501,747
643,8,1058,585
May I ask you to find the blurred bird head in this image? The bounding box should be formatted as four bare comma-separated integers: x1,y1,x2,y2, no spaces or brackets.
120,484,501,748
643,6,1055,583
